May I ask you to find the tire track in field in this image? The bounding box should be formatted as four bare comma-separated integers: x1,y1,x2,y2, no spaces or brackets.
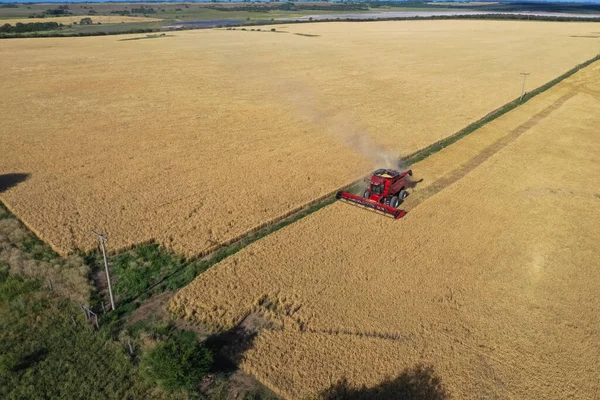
406,90,578,210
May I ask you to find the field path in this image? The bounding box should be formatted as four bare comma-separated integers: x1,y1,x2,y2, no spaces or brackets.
406,90,578,209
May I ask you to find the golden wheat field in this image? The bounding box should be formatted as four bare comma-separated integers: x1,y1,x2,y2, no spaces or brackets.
1,20,600,256
171,61,600,398
1,15,162,25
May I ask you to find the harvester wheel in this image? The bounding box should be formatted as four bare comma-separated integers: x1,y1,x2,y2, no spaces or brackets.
362,190,370,199
390,196,400,208
399,189,408,200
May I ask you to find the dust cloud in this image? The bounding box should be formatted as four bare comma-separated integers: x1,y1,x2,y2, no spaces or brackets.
282,84,407,171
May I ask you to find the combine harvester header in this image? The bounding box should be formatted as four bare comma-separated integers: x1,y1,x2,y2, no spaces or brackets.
336,169,412,220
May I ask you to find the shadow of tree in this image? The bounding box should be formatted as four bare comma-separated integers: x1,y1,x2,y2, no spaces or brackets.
319,364,447,400
0,173,30,193
204,325,257,373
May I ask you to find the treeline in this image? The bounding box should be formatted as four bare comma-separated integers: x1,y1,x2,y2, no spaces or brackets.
368,0,428,7
208,2,369,13
131,7,156,14
0,28,154,39
45,6,71,16
264,12,600,24
0,21,62,33
472,1,600,14
110,7,156,15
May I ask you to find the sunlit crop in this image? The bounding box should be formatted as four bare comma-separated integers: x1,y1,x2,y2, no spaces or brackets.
1,20,600,257
171,62,600,399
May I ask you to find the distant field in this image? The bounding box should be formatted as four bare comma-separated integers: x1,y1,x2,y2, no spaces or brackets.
171,61,600,399
0,2,441,24
1,20,600,257
1,15,162,25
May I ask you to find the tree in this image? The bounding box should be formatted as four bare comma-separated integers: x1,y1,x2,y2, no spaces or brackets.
279,2,297,11
140,329,212,393
79,17,93,25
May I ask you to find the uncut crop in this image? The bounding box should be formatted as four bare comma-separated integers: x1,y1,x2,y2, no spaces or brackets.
2,20,600,257
171,63,600,399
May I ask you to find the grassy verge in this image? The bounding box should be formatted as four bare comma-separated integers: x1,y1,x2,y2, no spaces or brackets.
0,268,154,399
0,266,277,400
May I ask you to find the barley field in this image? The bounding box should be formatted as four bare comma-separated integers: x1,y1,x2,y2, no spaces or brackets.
171,61,600,398
1,21,600,256
1,16,162,25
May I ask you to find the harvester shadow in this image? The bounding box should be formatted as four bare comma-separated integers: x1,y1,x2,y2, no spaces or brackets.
0,173,30,193
318,364,447,400
407,178,424,190
204,325,258,373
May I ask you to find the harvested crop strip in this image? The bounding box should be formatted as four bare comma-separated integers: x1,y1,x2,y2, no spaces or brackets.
171,62,600,398
2,20,600,256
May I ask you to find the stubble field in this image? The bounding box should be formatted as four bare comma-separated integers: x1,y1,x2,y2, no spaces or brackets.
1,20,600,257
171,62,600,398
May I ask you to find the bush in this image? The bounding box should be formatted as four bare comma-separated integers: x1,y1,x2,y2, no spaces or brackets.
108,243,183,301
140,329,212,393
79,17,93,25
271,28,276,32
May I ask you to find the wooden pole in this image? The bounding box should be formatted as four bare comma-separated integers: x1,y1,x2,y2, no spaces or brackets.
92,230,116,311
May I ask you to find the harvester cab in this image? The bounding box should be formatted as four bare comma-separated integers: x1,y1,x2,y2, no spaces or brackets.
336,169,412,219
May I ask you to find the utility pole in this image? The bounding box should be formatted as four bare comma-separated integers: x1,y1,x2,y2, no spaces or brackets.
92,230,115,311
520,72,531,102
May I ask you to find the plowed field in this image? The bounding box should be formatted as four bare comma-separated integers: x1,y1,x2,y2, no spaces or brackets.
171,61,600,398
2,20,600,256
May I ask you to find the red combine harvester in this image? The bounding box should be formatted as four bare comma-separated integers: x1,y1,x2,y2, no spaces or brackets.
336,169,413,219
